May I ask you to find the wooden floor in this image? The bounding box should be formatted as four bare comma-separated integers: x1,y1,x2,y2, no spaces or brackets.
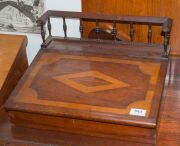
0,57,179,146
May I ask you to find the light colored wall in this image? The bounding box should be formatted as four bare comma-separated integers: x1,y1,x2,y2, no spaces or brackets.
0,0,82,64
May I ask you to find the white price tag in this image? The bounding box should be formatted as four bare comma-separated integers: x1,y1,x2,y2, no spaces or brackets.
129,108,146,117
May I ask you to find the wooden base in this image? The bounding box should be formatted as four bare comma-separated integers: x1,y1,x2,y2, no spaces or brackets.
8,111,156,144
0,109,154,146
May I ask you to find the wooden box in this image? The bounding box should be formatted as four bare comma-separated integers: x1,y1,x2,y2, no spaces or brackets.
5,39,168,145
5,10,172,145
0,34,28,106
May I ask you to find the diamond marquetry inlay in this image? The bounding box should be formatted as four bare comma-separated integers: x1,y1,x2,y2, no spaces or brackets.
53,71,129,93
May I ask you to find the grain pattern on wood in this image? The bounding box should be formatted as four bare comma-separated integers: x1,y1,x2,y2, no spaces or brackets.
0,57,179,146
0,34,28,106
0,109,150,146
9,111,156,144
5,38,169,144
0,109,154,146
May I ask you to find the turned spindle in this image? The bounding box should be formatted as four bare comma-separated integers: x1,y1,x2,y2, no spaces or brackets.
163,32,170,57
47,17,52,37
112,21,117,41
95,20,100,40
79,19,84,39
40,23,45,47
148,24,152,45
63,17,67,38
130,22,134,44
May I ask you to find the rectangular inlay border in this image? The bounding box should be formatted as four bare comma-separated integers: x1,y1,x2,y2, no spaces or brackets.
14,53,161,118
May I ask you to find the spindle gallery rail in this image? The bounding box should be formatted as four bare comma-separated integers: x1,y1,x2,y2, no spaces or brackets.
37,10,172,58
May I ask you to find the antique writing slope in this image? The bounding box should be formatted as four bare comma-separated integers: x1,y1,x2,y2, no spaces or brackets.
5,11,172,144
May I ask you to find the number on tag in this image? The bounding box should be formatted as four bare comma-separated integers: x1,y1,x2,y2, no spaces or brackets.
129,108,146,117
